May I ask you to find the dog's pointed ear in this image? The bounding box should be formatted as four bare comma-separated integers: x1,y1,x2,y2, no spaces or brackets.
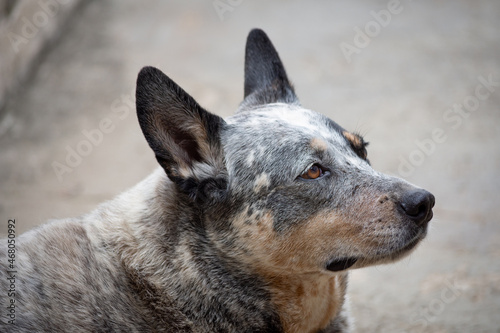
242,29,299,108
136,66,227,203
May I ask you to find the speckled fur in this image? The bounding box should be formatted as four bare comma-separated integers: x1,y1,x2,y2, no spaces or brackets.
0,29,433,332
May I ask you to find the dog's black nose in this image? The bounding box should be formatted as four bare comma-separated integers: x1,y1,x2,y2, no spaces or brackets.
399,189,435,225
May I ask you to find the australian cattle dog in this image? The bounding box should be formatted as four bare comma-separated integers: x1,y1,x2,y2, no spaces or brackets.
1,29,434,332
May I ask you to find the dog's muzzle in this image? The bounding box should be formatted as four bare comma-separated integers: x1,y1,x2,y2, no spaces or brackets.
326,188,435,273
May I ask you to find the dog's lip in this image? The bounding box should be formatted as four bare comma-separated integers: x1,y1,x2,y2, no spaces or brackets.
395,230,425,254
327,229,426,272
324,227,427,272
380,228,426,261
326,257,358,272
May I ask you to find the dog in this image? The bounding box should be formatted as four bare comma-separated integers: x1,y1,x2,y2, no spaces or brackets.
1,29,434,332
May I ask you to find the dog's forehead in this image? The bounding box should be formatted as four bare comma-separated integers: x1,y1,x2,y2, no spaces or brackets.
226,104,346,144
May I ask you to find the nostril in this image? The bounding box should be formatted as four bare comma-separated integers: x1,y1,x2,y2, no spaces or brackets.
400,200,426,217
399,189,434,224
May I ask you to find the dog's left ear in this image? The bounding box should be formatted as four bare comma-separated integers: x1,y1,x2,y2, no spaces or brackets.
136,66,227,203
241,28,299,109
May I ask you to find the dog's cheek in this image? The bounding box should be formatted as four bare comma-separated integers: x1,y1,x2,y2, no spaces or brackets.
270,211,364,268
212,206,273,269
265,185,334,234
227,206,340,272
225,206,308,272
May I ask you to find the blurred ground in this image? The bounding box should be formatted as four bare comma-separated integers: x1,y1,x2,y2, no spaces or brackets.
1,0,499,332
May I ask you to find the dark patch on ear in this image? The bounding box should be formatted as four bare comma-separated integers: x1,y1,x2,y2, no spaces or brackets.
169,126,203,163
343,131,369,161
242,29,298,107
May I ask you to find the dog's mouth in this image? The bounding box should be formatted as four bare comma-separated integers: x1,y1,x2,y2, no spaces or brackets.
326,257,358,272
325,230,426,272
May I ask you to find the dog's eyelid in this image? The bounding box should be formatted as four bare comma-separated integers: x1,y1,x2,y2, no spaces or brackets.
297,163,330,180
299,162,319,175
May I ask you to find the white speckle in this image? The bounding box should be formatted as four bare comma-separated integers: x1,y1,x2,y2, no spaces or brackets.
254,173,270,193
247,150,255,167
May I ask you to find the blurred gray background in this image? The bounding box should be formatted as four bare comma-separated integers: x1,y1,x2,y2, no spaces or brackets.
1,0,499,332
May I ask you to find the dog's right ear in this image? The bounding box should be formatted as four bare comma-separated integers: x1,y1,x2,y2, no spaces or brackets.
242,28,299,109
136,66,227,202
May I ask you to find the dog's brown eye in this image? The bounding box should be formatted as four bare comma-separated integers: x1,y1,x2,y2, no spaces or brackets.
301,164,323,180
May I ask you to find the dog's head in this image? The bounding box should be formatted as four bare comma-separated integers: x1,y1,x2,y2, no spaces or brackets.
135,29,434,276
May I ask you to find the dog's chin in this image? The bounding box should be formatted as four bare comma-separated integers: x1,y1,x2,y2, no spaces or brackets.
326,230,427,273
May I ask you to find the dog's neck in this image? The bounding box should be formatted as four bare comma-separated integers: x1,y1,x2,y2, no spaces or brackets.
263,271,348,333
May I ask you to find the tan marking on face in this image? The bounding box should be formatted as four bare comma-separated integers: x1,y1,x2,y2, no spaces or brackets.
310,137,328,151
261,210,364,271
343,131,362,148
